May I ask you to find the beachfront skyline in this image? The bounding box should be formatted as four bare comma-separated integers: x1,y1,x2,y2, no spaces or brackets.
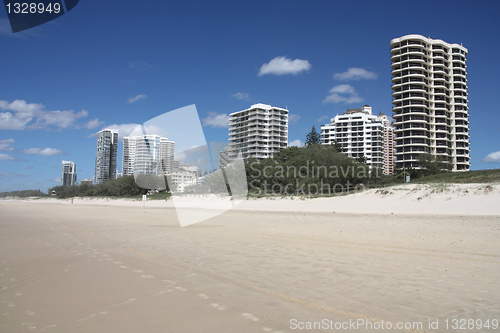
1,1,500,192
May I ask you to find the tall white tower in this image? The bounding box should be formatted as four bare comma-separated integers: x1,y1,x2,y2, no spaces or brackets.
390,34,470,171
95,129,118,184
122,135,175,176
61,160,77,186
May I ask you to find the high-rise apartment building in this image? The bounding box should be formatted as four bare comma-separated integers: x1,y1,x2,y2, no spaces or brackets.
95,129,118,184
321,105,394,174
382,125,395,175
61,160,77,186
390,34,470,171
122,135,175,176
229,103,288,159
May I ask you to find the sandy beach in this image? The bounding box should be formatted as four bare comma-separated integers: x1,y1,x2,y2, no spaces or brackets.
1,183,499,332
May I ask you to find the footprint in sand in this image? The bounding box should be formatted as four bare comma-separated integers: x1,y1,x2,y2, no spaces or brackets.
242,312,259,321
211,303,226,311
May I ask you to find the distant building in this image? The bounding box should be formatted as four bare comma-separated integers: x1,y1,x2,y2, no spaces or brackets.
95,129,118,184
166,165,200,192
382,121,395,175
122,135,175,176
390,34,470,171
321,105,395,174
228,103,289,160
80,179,93,186
61,161,77,186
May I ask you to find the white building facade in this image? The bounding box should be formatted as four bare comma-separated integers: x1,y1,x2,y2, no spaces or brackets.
122,135,175,176
61,160,77,186
165,165,200,192
321,105,395,174
390,34,470,171
95,129,118,184
229,103,288,159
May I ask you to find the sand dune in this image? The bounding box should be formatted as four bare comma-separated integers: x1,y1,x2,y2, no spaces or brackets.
5,182,499,216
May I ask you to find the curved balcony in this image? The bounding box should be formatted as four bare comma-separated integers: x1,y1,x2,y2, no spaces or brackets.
434,112,450,119
401,117,428,124
400,95,428,103
391,67,403,77
433,90,450,98
454,120,469,127
454,99,468,106
453,69,467,77
401,84,428,94
432,52,446,60
455,123,469,131
391,75,402,85
456,131,470,138
401,48,427,57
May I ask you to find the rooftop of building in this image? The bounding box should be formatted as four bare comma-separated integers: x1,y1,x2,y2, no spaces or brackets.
343,104,372,115
230,103,289,116
390,34,467,52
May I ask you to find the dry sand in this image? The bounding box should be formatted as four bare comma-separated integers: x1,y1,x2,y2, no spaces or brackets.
1,183,499,332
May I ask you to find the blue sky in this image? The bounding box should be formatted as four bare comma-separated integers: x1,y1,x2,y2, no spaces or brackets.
1,0,499,192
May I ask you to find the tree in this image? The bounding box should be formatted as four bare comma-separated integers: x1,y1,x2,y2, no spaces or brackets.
332,140,344,153
305,126,321,147
418,153,452,175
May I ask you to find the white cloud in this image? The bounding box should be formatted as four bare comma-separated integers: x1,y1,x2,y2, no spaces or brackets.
334,67,378,81
84,118,104,129
289,114,301,125
323,94,364,104
231,92,250,100
128,61,152,71
31,109,88,129
323,84,364,104
0,170,21,177
288,139,304,147
127,94,148,104
97,123,169,141
22,148,63,156
101,123,142,140
482,151,500,163
328,84,357,95
0,138,15,151
51,177,61,183
202,112,230,128
0,99,90,130
258,56,311,76
0,153,15,161
317,115,330,123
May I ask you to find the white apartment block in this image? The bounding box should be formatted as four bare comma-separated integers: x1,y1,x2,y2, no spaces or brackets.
95,129,118,184
229,103,288,159
166,165,200,192
321,105,395,174
61,160,77,186
122,135,175,176
390,34,470,171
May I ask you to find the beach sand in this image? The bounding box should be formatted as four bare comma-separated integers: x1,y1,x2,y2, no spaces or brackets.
1,183,499,332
